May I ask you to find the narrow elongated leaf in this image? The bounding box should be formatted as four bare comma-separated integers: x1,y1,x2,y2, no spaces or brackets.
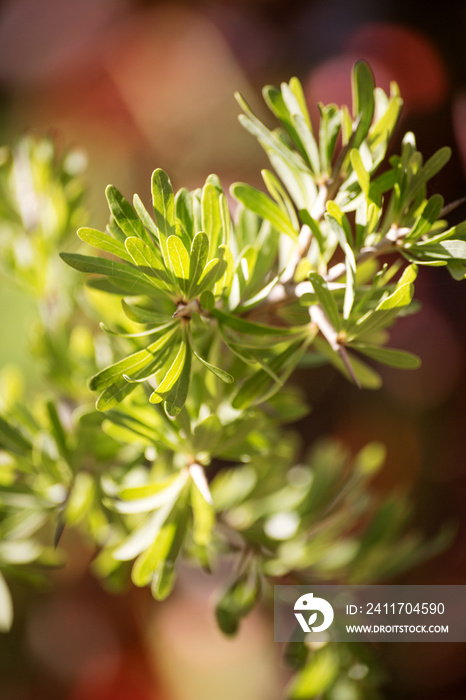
192,257,226,297
0,415,32,454
121,300,172,325
150,340,187,403
350,149,370,195
406,147,451,201
152,168,175,268
202,182,223,260
309,273,341,331
211,308,302,336
313,336,382,390
125,236,173,291
288,645,339,699
77,227,134,262
262,169,300,229
406,194,444,241
187,232,209,295
175,188,194,240
343,243,356,320
214,244,234,298
164,345,191,418
60,253,155,295
368,85,403,151
215,566,261,636
377,282,414,310
351,60,375,148
113,502,174,561
95,377,140,411
319,104,341,173
192,416,222,453
131,500,184,588
133,194,159,241
45,399,69,460
105,185,147,242
231,183,297,239
113,471,189,514
89,326,177,391
263,84,319,172
190,465,215,546
65,472,95,525
151,502,189,600
351,343,421,369
131,485,189,596
232,340,306,409
167,235,190,294
191,345,234,383
411,240,466,261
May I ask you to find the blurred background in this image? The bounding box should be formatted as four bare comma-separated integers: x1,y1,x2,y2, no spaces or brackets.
1,0,466,698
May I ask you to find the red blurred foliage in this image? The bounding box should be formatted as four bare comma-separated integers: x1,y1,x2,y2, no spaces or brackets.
346,22,449,112
68,656,158,700
305,22,449,120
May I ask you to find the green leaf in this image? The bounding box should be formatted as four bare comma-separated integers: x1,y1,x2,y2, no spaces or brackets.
350,148,370,195
215,565,261,636
77,227,134,262
89,326,177,391
406,194,444,241
231,183,298,240
131,490,187,592
191,345,234,383
314,336,382,390
164,344,192,418
377,282,414,310
262,169,300,230
188,232,209,296
133,194,160,241
406,147,451,201
199,290,215,311
190,465,215,545
202,182,224,260
211,308,302,336
192,416,222,453
45,399,70,460
351,60,375,149
368,84,403,152
214,244,235,298
175,188,195,240
150,340,187,403
65,472,95,525
232,340,306,409
114,501,174,561
167,234,190,294
105,185,148,242
192,257,226,297
60,253,156,295
0,415,32,455
326,200,353,246
121,300,173,325
152,168,176,268
318,104,341,174
124,236,173,291
288,645,339,700
309,273,341,331
351,343,421,369
343,243,356,320
413,240,466,260
113,471,189,514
